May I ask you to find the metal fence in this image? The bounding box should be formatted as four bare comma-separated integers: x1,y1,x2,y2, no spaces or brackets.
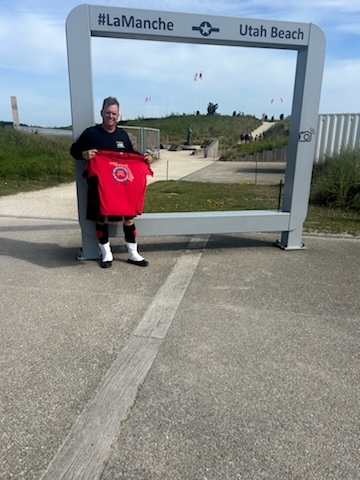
315,113,360,160
123,126,160,156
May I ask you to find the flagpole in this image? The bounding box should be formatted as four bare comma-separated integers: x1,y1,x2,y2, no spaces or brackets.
193,71,203,114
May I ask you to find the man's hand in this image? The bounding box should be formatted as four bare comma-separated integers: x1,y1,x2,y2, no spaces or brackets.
144,155,153,164
82,149,98,160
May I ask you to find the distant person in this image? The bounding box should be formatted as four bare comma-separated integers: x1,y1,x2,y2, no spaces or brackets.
70,96,152,268
187,125,192,146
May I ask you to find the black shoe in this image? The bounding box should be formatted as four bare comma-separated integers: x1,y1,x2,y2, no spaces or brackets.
100,260,112,268
127,258,149,267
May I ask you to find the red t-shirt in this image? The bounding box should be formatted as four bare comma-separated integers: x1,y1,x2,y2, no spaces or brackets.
85,150,153,216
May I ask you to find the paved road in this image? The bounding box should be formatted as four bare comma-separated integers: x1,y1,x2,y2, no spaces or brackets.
0,151,359,480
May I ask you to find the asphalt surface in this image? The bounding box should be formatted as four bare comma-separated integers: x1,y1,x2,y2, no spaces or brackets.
0,150,359,480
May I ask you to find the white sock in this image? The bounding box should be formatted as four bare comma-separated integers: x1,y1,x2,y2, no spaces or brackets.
98,242,113,262
125,241,144,262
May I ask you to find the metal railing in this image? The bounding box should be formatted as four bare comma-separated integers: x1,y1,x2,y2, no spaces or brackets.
122,126,160,156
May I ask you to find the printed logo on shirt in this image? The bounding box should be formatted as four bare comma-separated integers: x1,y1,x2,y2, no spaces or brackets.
116,141,125,149
112,164,134,183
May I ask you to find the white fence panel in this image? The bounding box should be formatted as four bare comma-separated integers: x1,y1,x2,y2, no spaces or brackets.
315,113,360,160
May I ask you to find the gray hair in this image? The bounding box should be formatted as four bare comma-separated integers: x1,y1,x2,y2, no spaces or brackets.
101,96,119,111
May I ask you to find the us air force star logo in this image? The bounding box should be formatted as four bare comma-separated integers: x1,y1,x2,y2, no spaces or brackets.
192,21,220,37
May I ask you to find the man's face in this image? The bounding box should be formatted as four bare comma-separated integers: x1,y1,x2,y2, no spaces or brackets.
101,104,119,129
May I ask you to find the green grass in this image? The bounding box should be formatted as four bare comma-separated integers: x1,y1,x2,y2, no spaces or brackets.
305,205,360,236
145,180,281,212
0,126,74,195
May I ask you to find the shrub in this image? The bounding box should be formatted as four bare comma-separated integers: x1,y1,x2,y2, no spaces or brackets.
310,148,360,211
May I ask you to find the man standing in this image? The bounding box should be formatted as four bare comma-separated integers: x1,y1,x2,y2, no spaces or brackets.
70,97,152,268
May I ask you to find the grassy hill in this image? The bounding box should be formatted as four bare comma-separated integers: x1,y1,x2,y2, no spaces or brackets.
120,114,291,160
121,114,262,148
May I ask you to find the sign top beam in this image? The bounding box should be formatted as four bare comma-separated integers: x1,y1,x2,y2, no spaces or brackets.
68,5,319,50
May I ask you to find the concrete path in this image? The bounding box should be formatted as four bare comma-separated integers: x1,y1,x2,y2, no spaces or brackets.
0,152,359,480
251,121,276,137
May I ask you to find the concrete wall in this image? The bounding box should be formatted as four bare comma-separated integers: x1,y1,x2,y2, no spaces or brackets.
240,146,287,163
204,139,219,159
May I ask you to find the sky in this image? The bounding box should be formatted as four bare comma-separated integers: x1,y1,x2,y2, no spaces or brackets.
1,0,359,127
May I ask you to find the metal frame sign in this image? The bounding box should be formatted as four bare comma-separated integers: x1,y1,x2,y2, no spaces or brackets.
89,7,310,47
66,5,326,259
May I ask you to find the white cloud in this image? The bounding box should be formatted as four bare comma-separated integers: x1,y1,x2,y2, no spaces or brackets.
0,12,66,73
